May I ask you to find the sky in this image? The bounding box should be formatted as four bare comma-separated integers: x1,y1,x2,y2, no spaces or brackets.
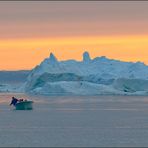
0,1,148,70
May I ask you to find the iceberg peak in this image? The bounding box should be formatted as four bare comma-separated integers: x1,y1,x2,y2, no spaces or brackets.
83,51,91,62
49,52,58,63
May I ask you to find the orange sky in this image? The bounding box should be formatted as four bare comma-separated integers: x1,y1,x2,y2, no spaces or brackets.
0,2,148,70
0,35,148,70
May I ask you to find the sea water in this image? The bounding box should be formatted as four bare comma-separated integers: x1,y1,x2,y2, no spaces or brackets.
0,93,148,147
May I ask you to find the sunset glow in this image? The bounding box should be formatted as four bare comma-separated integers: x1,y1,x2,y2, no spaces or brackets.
0,1,148,70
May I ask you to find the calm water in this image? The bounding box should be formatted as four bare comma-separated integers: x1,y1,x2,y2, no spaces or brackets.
0,93,148,147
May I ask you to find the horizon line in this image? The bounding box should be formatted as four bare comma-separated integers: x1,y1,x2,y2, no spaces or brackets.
0,53,147,71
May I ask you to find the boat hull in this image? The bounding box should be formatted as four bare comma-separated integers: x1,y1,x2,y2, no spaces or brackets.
15,101,33,110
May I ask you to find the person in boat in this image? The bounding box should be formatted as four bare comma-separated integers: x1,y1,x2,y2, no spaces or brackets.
10,97,18,106
18,99,24,102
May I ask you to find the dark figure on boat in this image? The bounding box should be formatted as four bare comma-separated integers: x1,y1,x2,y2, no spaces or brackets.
10,97,18,106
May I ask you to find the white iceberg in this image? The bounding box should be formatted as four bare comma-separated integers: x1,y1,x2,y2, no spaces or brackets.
25,51,148,95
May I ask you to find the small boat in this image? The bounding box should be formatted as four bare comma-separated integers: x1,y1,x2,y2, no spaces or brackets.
15,101,33,110
10,97,34,110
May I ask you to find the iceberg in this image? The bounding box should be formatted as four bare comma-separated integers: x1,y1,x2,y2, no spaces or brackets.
25,51,148,95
